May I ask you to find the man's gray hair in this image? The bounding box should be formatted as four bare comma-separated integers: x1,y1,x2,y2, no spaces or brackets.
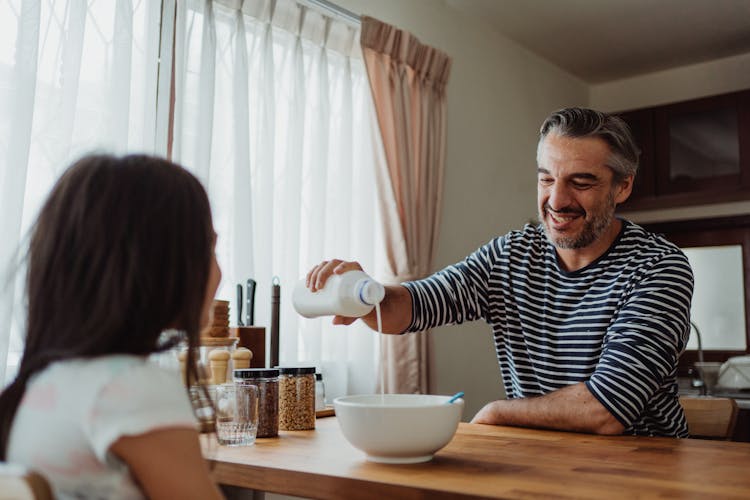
537,107,640,182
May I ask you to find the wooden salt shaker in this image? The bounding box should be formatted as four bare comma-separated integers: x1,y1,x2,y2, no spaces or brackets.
208,349,231,385
232,347,253,370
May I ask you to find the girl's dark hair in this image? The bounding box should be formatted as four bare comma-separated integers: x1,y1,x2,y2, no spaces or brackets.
0,154,215,459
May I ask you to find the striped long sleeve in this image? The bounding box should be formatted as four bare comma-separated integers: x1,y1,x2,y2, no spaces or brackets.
403,221,693,437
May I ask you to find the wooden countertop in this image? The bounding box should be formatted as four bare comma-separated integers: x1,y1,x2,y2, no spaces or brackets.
202,417,750,499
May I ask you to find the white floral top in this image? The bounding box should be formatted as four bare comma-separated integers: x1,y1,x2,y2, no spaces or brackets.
8,355,197,499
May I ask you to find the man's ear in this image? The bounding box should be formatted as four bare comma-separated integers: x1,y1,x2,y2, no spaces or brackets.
614,175,634,205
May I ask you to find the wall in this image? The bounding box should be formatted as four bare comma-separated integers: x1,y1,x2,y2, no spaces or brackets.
589,52,750,112
589,51,750,224
334,0,588,419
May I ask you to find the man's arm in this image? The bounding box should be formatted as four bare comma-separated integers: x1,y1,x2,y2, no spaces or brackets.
471,250,693,436
306,240,498,334
470,382,625,435
306,260,413,334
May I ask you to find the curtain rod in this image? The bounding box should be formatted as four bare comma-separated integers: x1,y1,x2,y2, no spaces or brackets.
297,0,361,27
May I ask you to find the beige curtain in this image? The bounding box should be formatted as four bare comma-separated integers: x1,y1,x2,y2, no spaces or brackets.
360,16,452,394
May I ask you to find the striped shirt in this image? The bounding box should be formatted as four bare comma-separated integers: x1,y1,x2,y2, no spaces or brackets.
403,220,693,437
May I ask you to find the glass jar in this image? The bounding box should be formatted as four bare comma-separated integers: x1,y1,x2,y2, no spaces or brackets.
188,384,216,434
315,373,326,411
278,367,316,430
233,368,279,437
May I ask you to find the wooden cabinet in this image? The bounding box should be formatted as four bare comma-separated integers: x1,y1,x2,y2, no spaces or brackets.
735,407,750,442
618,108,655,202
616,89,750,211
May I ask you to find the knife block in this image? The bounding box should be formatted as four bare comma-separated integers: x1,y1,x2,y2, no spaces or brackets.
231,326,266,368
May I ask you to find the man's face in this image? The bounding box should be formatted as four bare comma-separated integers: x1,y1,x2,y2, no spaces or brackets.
537,133,631,250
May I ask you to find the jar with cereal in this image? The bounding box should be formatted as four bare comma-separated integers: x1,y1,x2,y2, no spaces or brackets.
233,368,279,437
277,367,316,430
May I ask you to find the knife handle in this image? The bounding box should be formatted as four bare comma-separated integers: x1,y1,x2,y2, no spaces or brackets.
236,284,244,326
246,279,256,326
270,277,280,368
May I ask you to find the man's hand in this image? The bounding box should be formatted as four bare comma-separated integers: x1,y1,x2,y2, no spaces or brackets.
470,382,625,435
305,259,364,325
302,259,413,333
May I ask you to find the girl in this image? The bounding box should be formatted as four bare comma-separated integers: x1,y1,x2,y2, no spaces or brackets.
0,154,225,499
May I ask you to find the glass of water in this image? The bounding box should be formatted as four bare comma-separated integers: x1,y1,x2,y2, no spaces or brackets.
215,383,259,446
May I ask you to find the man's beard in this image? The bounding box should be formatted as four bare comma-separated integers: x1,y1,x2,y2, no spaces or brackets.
541,190,615,250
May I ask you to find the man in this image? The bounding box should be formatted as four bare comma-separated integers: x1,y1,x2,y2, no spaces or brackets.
306,108,694,437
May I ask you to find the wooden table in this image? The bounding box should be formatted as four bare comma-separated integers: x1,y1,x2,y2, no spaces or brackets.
202,417,750,499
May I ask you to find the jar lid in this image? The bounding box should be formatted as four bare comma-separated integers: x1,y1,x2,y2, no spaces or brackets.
276,366,316,375
233,368,279,379
315,373,323,381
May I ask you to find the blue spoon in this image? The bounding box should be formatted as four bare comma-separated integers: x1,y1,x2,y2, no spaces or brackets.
446,391,464,404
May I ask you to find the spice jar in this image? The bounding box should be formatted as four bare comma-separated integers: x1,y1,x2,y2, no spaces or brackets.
278,367,316,430
233,368,279,437
315,373,326,411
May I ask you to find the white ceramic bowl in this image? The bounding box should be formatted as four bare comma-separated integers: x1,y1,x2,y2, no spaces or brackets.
333,394,464,464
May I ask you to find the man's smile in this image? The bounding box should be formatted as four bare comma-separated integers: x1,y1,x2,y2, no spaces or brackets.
545,207,584,229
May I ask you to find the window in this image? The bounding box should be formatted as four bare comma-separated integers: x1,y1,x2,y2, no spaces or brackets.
1,0,383,398
683,245,746,350
1,0,163,384
171,0,384,399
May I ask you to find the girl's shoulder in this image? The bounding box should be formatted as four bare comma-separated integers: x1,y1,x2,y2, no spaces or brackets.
32,354,184,409
41,354,150,382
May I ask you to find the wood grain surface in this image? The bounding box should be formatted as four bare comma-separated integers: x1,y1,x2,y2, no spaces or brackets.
202,417,750,499
680,396,739,439
315,406,335,418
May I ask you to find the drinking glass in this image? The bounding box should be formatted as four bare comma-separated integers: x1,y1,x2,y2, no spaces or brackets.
215,383,259,446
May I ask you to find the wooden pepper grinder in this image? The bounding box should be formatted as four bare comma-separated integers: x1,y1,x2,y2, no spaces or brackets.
232,347,253,370
208,349,231,385
177,349,211,386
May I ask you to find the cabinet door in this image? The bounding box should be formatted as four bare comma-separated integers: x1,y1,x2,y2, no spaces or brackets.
617,109,655,205
655,91,749,195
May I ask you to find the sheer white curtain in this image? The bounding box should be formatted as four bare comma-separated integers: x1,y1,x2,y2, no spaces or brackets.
172,0,384,399
0,0,163,384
